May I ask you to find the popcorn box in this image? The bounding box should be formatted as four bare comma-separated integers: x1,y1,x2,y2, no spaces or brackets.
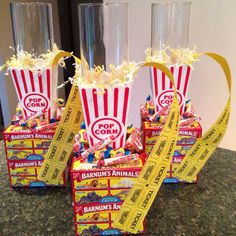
9,67,58,119
143,121,202,183
79,85,132,149
71,155,145,235
3,125,68,187
151,65,192,114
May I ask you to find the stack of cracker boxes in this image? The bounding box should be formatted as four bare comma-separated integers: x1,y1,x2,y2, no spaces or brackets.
70,155,146,235
3,125,68,187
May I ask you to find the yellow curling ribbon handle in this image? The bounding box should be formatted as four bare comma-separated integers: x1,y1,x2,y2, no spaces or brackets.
173,52,231,182
38,51,83,185
113,62,181,234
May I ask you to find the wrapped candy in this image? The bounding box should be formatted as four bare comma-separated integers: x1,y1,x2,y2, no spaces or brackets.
140,98,201,127
110,148,125,158
149,105,169,122
140,105,149,119
96,154,140,168
81,136,116,159
125,128,143,153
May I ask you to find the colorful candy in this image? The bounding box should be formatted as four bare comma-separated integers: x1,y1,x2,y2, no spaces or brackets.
179,116,199,126
110,148,125,158
140,104,149,119
149,105,169,122
33,122,58,132
81,135,116,159
141,97,201,127
94,149,106,160
19,109,46,127
15,103,24,120
79,129,87,143
125,128,143,153
97,153,140,167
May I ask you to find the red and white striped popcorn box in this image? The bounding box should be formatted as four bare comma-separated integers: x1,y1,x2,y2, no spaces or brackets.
79,85,132,149
151,64,192,114
9,67,58,120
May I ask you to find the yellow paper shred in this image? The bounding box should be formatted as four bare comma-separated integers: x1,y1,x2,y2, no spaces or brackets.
1,44,63,71
145,46,200,67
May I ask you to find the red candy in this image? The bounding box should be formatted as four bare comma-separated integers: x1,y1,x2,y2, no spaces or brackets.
140,105,149,118
125,128,143,153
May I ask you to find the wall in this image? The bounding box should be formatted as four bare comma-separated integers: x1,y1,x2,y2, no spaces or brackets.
0,0,63,126
104,0,236,151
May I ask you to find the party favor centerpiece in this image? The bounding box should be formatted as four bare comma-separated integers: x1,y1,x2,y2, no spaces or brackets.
70,3,145,235
71,125,146,235
2,2,69,187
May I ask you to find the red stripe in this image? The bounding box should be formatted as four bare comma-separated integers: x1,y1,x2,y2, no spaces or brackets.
81,89,91,125
153,68,158,98
90,137,94,146
20,70,28,93
183,66,191,96
162,72,165,90
38,70,43,93
177,66,183,90
23,109,27,118
48,108,51,121
113,88,119,117
120,87,130,148
46,69,51,121
29,70,35,92
119,135,124,148
112,142,116,149
12,69,22,99
92,89,99,118
103,89,108,116
170,66,174,89
46,69,51,99
122,87,130,124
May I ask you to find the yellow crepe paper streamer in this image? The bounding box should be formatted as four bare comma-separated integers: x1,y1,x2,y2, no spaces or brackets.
38,51,83,184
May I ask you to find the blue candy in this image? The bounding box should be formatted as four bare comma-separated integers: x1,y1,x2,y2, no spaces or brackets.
104,146,112,159
124,150,131,155
87,153,94,163
80,122,86,129
146,95,151,101
185,99,191,104
49,118,57,123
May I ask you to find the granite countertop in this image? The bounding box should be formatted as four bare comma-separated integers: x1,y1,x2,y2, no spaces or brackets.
0,141,235,236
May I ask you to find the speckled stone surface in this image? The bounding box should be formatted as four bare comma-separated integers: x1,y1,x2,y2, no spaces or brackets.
0,140,235,236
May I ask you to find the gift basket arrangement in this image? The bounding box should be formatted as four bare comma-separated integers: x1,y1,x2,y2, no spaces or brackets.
1,1,231,236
